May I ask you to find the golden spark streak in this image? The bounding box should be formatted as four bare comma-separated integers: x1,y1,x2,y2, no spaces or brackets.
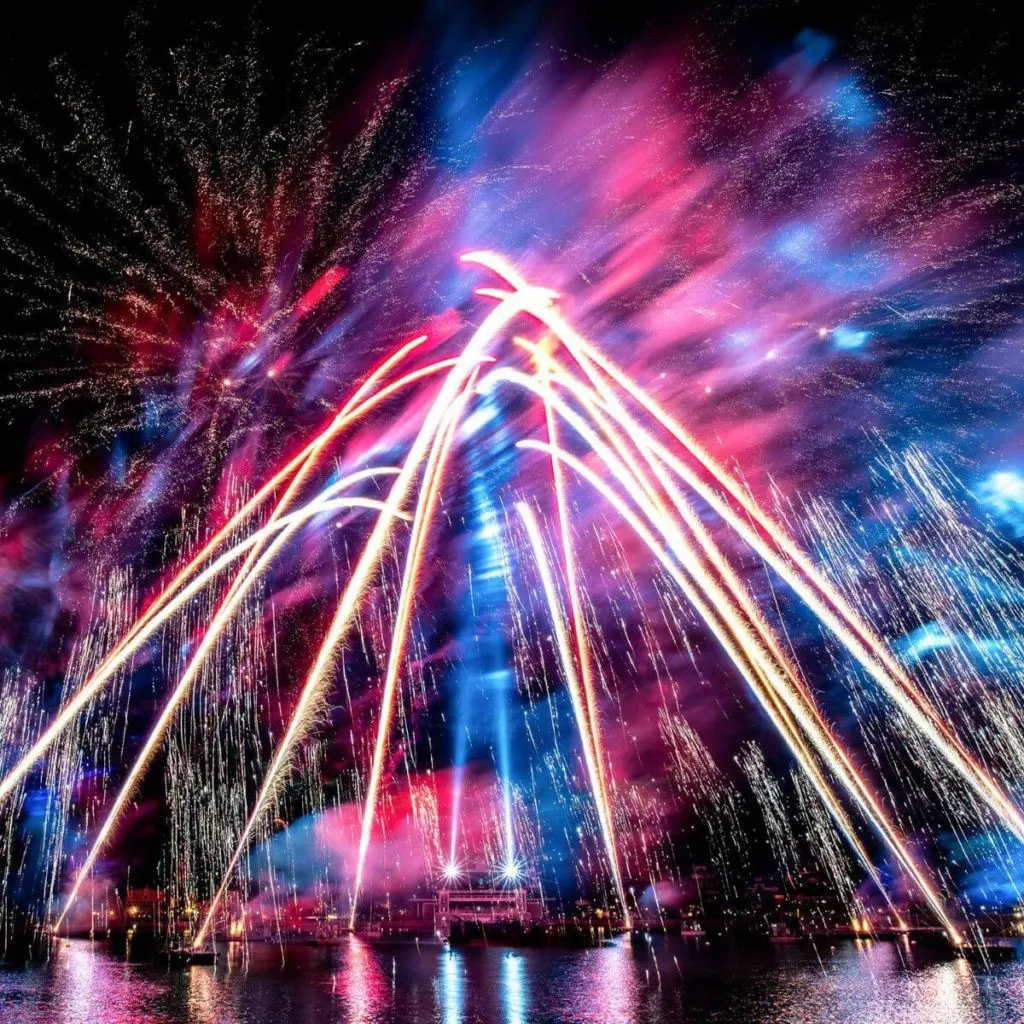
54,469,401,931
469,250,1023,849
348,368,480,929
193,283,546,947
518,436,961,944
0,354,475,805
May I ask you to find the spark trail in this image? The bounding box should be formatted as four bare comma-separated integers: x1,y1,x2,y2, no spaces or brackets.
2,253,1020,950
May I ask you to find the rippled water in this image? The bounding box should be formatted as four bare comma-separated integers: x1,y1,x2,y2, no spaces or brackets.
2,936,1024,1023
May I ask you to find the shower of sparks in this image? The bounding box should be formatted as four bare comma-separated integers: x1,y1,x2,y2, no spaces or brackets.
2,22,1024,956
0,252,1016,947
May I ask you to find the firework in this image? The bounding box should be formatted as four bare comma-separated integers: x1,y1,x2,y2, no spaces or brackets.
2,26,1023,957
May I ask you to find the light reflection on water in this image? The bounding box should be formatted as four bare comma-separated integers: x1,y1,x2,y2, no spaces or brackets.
2,935,1024,1023
440,947,463,1024
502,951,525,1024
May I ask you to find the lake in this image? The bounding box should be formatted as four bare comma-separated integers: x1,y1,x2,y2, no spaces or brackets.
2,935,1023,1023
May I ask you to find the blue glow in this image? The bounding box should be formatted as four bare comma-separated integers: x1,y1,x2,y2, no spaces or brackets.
832,325,870,349
772,223,818,265
449,392,518,866
978,470,1024,538
110,437,127,486
782,30,836,95
795,29,835,69
822,250,887,292
949,831,1024,909
461,402,500,437
728,328,757,346
140,394,159,441
498,856,522,884
239,350,261,372
895,622,953,662
830,75,878,132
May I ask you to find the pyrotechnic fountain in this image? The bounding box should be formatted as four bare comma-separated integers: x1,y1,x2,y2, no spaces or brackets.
3,28,1024,965
1,252,1022,951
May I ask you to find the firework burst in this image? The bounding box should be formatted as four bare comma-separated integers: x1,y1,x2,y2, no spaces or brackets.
2,18,1024,957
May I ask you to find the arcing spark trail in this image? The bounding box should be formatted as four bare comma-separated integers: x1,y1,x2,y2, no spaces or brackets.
4,25,1024,953
1,252,1021,948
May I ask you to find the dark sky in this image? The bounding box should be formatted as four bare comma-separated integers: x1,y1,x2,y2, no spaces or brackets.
1,0,1021,91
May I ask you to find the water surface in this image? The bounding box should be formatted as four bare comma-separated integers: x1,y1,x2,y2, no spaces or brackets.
2,936,1023,1023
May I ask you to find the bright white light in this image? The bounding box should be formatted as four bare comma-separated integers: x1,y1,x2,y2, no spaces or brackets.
499,858,522,883
979,469,1024,538
442,861,463,883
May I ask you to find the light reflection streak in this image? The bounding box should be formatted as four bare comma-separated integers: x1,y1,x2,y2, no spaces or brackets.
501,952,527,1024
440,950,464,1024
339,936,389,1024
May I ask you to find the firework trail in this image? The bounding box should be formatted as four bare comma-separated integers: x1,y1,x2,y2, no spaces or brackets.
1,251,1011,945
2,21,1024,953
